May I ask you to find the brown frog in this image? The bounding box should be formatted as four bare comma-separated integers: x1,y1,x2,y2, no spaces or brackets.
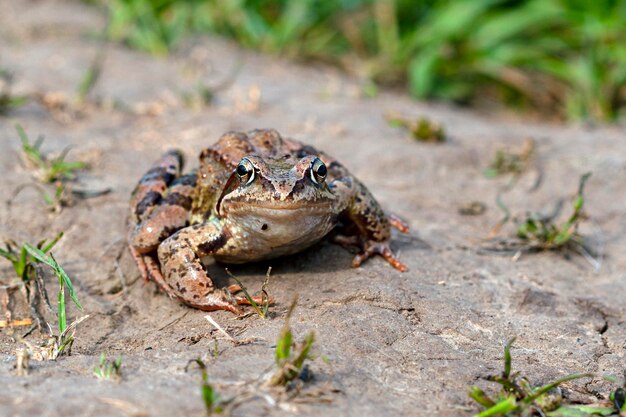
128,129,408,313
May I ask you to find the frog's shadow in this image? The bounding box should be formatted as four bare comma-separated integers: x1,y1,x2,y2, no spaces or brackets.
204,233,426,288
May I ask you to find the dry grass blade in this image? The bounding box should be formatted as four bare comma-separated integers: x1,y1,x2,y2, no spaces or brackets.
205,315,257,346
14,347,30,376
205,315,238,344
0,318,33,328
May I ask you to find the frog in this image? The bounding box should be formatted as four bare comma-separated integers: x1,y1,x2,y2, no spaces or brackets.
128,129,409,314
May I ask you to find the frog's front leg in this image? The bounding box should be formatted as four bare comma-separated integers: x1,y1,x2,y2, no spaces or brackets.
334,179,409,272
157,220,261,313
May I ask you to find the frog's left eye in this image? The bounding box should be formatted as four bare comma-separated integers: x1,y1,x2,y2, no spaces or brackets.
236,158,255,185
310,158,327,184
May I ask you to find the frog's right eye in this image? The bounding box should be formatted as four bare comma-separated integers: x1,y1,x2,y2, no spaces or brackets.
236,158,255,185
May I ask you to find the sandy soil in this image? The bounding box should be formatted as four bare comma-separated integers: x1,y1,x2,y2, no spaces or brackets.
1,1,625,416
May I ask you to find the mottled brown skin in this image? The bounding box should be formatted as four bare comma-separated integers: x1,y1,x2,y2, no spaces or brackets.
128,129,408,313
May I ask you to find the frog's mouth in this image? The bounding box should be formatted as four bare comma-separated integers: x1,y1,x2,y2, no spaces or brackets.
223,203,333,222
224,200,335,213
225,200,337,244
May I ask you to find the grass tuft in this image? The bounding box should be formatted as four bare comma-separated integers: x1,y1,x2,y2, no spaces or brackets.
484,139,535,178
515,173,590,251
0,69,28,115
469,338,625,417
0,236,87,359
485,173,598,267
23,243,83,336
0,233,63,331
187,358,224,415
0,233,63,284
94,353,123,381
269,296,315,387
17,124,87,184
14,125,109,212
386,113,446,143
97,0,626,121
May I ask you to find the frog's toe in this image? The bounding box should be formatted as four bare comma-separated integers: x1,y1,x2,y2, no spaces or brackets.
352,241,408,272
128,244,150,282
388,214,410,233
227,284,274,307
192,290,243,314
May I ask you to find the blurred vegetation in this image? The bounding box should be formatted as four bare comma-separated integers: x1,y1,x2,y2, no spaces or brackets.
100,0,626,121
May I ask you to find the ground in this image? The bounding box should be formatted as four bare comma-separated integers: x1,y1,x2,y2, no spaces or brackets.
0,1,625,417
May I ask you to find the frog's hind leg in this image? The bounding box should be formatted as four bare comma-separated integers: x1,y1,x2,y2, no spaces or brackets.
130,172,197,255
157,222,265,313
128,150,193,283
130,150,184,223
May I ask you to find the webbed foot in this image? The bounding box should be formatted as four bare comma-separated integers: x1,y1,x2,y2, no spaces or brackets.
352,240,408,272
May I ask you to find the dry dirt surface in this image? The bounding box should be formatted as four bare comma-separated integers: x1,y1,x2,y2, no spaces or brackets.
1,1,625,417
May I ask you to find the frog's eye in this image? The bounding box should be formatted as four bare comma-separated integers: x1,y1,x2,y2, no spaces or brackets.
310,158,327,184
236,158,255,185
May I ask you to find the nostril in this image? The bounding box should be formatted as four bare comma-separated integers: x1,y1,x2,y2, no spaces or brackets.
261,224,268,231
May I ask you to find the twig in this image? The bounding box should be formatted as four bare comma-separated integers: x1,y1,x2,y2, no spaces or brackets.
204,315,258,346
0,318,33,327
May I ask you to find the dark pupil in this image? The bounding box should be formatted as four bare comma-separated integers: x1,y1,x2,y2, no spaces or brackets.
316,163,327,177
237,164,249,177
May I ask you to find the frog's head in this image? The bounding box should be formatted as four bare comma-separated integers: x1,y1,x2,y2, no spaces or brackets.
216,154,337,239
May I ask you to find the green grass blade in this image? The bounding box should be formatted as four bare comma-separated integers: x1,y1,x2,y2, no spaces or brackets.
0,244,19,269
473,396,517,417
50,253,83,311
15,124,30,147
275,327,292,363
77,64,100,102
40,232,64,253
58,283,67,333
24,245,83,311
503,337,515,378
275,296,298,363
292,331,314,371
202,381,219,413
547,405,616,417
225,269,264,318
469,386,496,408
0,247,14,261
523,373,592,404
16,247,28,278
23,243,54,267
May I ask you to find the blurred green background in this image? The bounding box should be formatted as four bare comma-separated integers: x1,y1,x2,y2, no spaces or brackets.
97,0,626,122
